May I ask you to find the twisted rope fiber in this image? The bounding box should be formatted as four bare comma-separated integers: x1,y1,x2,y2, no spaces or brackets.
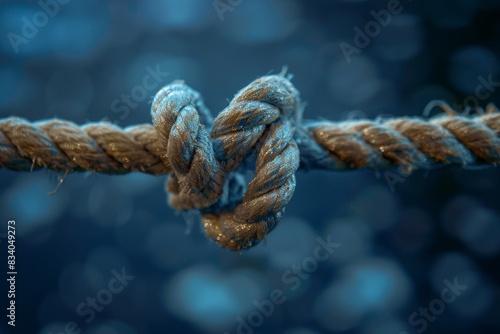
1,75,500,250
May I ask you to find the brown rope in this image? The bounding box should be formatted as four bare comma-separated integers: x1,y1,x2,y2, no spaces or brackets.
0,118,171,174
305,112,500,172
3,107,499,175
1,75,499,251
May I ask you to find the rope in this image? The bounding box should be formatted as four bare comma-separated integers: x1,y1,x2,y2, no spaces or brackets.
1,74,499,251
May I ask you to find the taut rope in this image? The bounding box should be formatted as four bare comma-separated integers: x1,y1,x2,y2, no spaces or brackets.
1,75,499,250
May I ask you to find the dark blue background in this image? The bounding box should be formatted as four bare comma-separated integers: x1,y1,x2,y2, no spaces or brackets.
0,0,499,333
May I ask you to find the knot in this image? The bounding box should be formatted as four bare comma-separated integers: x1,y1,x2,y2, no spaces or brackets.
151,75,301,250
151,81,225,210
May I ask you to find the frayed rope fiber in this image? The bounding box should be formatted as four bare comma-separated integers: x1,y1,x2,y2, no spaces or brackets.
1,74,500,250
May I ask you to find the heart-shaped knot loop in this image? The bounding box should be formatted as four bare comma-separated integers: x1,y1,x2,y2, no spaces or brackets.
151,75,302,250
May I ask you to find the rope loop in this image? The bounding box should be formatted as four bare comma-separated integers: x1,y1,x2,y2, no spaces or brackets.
151,81,225,210
152,75,302,250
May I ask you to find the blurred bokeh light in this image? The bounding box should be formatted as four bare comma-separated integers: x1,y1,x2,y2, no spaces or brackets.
0,0,499,333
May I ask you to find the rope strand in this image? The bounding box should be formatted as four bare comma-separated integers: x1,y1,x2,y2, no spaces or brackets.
2,107,498,175
1,75,499,250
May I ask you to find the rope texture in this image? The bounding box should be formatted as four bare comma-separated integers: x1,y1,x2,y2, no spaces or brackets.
1,75,499,250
